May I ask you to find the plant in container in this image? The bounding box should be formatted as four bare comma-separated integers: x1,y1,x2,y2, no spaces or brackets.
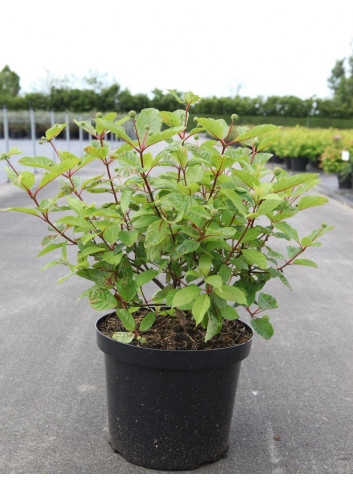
320,135,353,189
0,90,332,471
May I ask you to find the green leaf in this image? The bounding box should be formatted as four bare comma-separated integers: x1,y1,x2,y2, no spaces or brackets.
293,258,318,268
119,230,138,246
112,332,134,344
242,249,268,269
84,144,109,160
214,285,247,305
147,126,185,146
38,158,79,189
198,254,212,276
192,294,211,325
297,195,329,210
102,251,123,265
175,240,200,257
18,171,35,189
37,243,64,257
232,124,277,143
257,198,281,215
139,312,156,332
116,309,135,331
205,275,223,290
136,108,162,141
205,309,222,342
120,189,132,215
221,188,248,216
88,288,118,310
0,206,39,217
103,225,121,244
18,156,54,169
221,305,239,320
272,174,318,193
258,293,278,310
57,216,93,231
251,317,274,339
273,222,300,243
145,219,168,248
218,264,232,284
172,285,201,308
194,117,227,140
135,270,159,287
45,123,67,141
78,246,106,259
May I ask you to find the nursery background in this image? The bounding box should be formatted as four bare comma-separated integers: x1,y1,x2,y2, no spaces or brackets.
0,0,352,477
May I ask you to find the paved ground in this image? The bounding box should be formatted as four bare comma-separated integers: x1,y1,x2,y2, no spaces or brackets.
0,141,352,474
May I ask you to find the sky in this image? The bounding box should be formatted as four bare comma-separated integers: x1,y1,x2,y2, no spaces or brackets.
1,0,353,100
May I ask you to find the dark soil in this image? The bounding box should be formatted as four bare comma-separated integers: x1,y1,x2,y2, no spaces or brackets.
98,310,252,351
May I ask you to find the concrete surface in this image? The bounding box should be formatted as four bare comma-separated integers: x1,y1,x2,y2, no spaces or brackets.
0,143,352,474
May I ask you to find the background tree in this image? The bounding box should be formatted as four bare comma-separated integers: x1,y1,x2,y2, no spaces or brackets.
0,65,20,96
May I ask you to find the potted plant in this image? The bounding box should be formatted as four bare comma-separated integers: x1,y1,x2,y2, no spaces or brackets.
320,135,353,189
1,90,332,471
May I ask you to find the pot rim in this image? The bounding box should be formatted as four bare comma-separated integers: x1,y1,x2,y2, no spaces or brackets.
96,310,254,370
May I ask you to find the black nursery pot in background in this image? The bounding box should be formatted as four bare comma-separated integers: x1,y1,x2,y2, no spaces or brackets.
291,156,308,172
96,313,253,471
337,173,353,189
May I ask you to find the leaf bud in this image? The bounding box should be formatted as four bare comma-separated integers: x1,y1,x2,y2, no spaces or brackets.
148,130,153,135
273,167,281,177
231,114,239,121
194,135,199,140
262,315,270,321
210,208,219,216
321,222,327,228
96,112,102,118
41,136,46,140
128,110,136,119
144,124,150,130
193,117,198,123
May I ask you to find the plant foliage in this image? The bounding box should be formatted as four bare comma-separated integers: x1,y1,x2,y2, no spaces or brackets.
1,91,332,342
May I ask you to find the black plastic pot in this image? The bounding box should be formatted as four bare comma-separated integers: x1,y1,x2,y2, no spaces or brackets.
284,156,291,170
96,313,253,471
290,157,308,172
270,154,284,164
338,173,352,189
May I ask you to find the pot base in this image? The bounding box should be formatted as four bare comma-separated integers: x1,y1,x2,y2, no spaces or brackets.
108,437,229,471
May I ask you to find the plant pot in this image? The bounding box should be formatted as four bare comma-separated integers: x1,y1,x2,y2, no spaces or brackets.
269,154,284,164
337,173,352,189
284,156,291,170
290,157,308,172
96,313,253,471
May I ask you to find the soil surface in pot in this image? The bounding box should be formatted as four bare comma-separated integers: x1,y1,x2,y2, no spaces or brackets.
98,311,252,350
